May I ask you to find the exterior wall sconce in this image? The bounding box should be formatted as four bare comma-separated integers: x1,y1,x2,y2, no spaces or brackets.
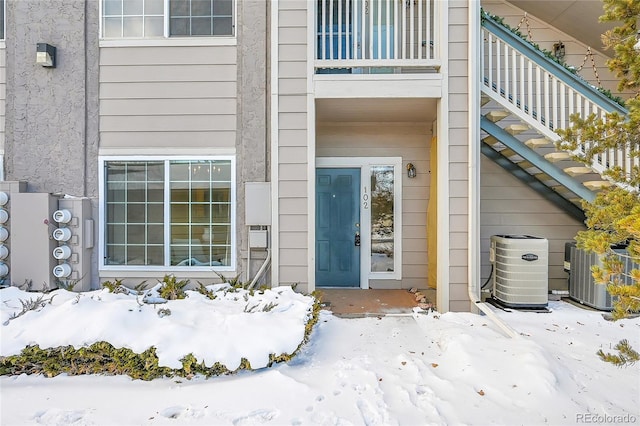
552,41,565,61
36,43,56,68
407,163,416,178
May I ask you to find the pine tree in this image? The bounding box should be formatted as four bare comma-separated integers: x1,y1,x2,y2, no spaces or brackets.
555,0,640,365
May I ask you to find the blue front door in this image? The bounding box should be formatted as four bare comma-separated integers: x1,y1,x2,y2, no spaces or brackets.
316,168,361,287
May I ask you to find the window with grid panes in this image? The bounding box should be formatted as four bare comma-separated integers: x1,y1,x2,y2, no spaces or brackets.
102,0,234,38
103,158,234,268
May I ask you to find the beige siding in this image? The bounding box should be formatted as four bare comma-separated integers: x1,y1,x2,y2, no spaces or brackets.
480,156,585,291
99,45,237,150
277,0,310,289
483,0,625,98
317,123,432,290
448,1,470,311
0,46,4,151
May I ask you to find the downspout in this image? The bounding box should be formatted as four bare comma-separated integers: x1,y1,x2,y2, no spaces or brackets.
468,1,519,339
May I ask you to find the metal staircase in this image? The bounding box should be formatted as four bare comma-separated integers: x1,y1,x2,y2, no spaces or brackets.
480,12,632,221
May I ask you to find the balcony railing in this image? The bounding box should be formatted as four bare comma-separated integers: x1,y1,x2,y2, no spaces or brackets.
315,0,440,72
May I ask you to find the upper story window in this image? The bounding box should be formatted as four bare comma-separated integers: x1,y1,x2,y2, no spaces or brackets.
102,0,234,38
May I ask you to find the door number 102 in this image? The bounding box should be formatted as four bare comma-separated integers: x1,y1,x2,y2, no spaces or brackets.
362,186,369,209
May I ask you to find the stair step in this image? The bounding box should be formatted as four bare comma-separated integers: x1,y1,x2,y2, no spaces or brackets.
499,148,516,158
584,180,613,190
535,173,554,182
481,94,491,106
564,166,593,176
524,138,550,149
504,124,529,135
517,160,535,170
552,186,572,195
544,152,572,162
483,135,500,145
485,110,511,122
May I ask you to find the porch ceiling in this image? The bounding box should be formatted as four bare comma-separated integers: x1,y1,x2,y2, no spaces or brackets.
508,0,614,56
316,98,437,124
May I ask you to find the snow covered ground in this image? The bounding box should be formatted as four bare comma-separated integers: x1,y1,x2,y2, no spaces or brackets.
1,285,639,426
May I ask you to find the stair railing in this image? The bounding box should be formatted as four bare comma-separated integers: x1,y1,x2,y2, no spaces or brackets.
481,12,634,181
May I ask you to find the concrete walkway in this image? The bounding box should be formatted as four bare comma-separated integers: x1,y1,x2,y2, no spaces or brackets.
316,288,436,318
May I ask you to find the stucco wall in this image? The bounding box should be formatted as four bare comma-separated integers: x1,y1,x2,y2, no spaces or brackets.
236,0,269,281
4,0,99,197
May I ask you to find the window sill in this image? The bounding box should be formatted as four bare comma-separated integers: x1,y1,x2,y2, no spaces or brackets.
0,41,5,49
99,37,236,48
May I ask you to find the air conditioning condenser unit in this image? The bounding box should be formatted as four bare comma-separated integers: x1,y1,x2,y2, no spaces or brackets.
565,242,637,311
490,235,549,308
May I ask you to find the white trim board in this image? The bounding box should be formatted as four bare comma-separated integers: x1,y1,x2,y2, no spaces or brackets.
314,75,443,99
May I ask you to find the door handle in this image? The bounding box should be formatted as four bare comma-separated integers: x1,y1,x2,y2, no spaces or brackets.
354,232,361,247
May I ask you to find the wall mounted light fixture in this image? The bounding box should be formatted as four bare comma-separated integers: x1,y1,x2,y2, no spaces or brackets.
36,43,56,68
407,163,416,178
552,41,565,61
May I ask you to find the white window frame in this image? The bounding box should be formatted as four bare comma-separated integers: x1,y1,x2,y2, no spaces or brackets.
0,0,5,42
316,157,403,287
99,155,236,273
99,0,236,42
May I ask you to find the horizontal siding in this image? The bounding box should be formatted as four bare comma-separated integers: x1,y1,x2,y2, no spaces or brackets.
279,197,308,215
100,98,236,116
279,9,307,26
100,115,235,132
101,82,237,99
100,131,235,148
480,156,585,291
100,45,237,65
101,65,236,82
448,2,470,308
277,1,309,289
99,45,237,150
278,78,307,95
317,122,432,290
